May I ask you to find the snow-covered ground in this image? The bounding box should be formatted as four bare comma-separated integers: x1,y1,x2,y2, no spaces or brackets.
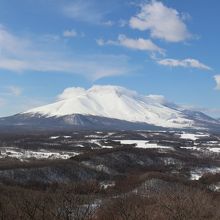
209,183,220,192
0,148,79,160
100,181,115,189
181,146,220,154
208,148,220,153
118,140,173,149
180,132,210,140
190,167,220,180
88,139,113,149
50,136,72,139
50,136,60,140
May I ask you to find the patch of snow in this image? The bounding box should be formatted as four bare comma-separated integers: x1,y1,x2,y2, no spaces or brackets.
88,139,113,149
0,148,79,160
118,140,173,149
85,135,102,138
207,141,219,144
180,133,209,141
190,167,220,180
100,181,115,189
208,148,220,153
89,139,102,147
50,136,60,139
180,146,220,154
180,146,201,151
209,183,220,192
101,146,113,149
107,132,115,136
76,144,85,148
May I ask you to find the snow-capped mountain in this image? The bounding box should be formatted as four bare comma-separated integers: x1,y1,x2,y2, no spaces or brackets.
0,85,219,132
25,85,195,128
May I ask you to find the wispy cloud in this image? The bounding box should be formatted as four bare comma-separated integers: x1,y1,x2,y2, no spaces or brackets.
7,86,22,96
214,75,220,90
0,25,132,80
129,0,192,42
97,34,165,55
0,98,6,107
0,95,49,117
102,20,114,26
0,85,22,98
183,105,220,118
63,29,77,38
157,58,212,71
118,19,127,27
62,0,112,26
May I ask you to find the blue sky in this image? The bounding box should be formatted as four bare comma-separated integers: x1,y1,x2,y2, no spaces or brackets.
0,0,220,117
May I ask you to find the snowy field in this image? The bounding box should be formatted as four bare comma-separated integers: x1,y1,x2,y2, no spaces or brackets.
118,140,173,149
1,131,220,161
0,131,220,182
180,132,210,140
0,148,78,160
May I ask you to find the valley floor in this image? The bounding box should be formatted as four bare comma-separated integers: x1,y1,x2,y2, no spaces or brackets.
0,130,220,219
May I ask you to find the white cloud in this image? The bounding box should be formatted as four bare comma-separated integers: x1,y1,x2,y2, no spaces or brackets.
0,59,27,72
96,38,105,46
0,25,132,80
0,25,30,57
214,75,220,90
102,20,114,26
58,87,86,100
157,58,212,71
97,34,165,54
129,1,191,42
118,35,165,54
7,86,22,96
41,34,60,42
63,29,77,38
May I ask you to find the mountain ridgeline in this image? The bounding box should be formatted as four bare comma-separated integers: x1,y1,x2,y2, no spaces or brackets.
0,85,219,132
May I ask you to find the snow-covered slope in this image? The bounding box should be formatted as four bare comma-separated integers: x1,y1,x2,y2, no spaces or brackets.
25,85,195,128
0,85,219,131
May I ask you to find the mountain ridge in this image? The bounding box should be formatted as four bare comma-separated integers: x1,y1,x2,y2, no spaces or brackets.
24,85,195,128
0,85,219,132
